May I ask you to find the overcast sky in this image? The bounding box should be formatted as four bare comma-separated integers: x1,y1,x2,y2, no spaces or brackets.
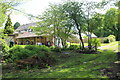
11,0,111,25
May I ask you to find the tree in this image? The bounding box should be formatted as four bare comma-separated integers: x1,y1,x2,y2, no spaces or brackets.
4,15,14,35
104,8,120,41
14,22,20,29
36,4,65,48
33,3,74,48
89,13,106,37
82,0,113,49
83,1,98,50
0,1,9,27
0,0,24,27
62,1,85,49
117,1,120,41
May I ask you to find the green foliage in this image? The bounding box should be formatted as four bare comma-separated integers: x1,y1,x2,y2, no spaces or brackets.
15,52,56,69
9,41,14,47
91,38,101,51
0,2,8,27
102,35,116,43
24,45,50,52
0,39,9,56
6,45,51,62
68,45,80,50
103,38,110,43
108,35,116,42
14,22,20,30
24,45,40,53
38,45,51,52
104,8,120,41
34,3,74,48
83,35,88,39
4,15,14,35
52,47,62,52
0,0,30,28
50,46,55,50
63,1,85,49
8,46,29,62
5,45,55,69
90,13,107,37
2,50,116,78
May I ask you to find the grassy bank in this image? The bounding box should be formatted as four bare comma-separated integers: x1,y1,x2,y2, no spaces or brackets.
2,50,117,78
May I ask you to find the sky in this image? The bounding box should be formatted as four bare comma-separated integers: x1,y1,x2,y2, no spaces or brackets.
11,0,111,25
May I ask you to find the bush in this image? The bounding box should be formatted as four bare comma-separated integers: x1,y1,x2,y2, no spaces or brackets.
7,46,31,62
91,38,101,51
102,35,116,43
50,46,55,50
24,45,40,54
6,45,51,62
68,45,79,50
38,45,51,52
108,35,115,42
16,52,56,69
25,45,51,52
103,38,110,43
52,47,62,52
9,46,55,69
0,39,9,56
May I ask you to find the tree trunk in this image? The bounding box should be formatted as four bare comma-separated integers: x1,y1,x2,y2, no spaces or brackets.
78,30,84,49
87,22,92,50
61,38,67,48
74,19,84,49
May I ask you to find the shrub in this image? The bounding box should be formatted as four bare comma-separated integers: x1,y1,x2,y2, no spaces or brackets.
108,35,115,42
68,45,79,50
103,38,110,43
50,46,55,49
25,45,51,52
52,47,62,52
16,52,56,69
8,46,31,62
24,45,40,54
38,45,51,52
9,45,24,53
6,45,51,62
0,39,9,56
91,38,101,51
102,35,115,43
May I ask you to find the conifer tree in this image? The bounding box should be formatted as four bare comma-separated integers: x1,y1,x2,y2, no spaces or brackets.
4,15,14,35
14,22,20,30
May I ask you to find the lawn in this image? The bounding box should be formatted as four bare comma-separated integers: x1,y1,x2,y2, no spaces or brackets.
98,41,118,52
68,41,118,47
2,50,117,78
68,41,118,52
67,42,88,46
101,41,118,46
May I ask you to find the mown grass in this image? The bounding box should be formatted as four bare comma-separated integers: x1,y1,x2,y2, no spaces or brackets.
100,41,118,52
68,41,118,52
67,42,88,46
2,50,117,78
102,41,118,46
14,45,27,48
118,41,120,52
67,41,117,47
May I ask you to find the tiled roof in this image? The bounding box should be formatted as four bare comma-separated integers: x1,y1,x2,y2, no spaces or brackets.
16,32,38,38
16,22,37,31
16,32,48,38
